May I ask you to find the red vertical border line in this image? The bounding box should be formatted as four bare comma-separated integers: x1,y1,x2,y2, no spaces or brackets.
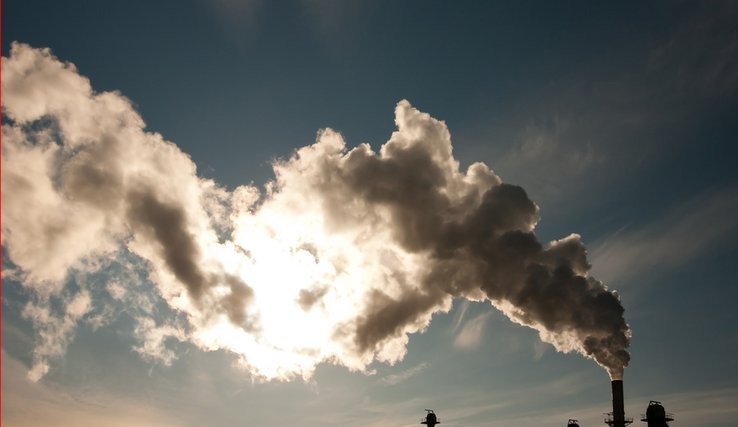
1,0,4,419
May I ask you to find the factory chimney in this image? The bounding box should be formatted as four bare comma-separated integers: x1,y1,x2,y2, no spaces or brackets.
612,380,625,425
605,380,633,427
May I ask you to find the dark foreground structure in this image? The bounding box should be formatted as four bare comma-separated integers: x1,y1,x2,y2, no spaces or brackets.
641,401,674,427
605,380,633,427
564,394,676,426
421,409,440,427
417,383,676,427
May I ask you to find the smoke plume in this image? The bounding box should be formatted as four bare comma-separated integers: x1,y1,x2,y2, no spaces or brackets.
1,43,630,381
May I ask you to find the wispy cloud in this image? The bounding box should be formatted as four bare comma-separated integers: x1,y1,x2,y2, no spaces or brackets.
378,362,430,386
590,187,738,285
419,371,597,427
483,1,738,220
497,116,604,200
206,0,262,24
453,311,492,351
1,352,185,427
299,0,381,52
655,386,738,426
648,1,738,96
449,299,472,334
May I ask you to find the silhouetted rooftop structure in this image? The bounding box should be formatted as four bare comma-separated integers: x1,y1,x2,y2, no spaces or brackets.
421,409,440,427
641,401,674,427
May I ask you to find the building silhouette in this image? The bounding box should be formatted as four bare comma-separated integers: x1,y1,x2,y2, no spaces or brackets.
641,401,674,427
421,409,440,427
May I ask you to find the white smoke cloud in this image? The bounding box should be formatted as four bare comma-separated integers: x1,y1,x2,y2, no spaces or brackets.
21,291,91,382
1,43,630,382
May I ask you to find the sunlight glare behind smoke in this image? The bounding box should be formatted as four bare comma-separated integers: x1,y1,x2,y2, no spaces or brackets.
1,43,630,382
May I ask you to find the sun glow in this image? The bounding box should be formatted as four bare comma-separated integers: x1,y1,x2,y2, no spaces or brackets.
2,43,631,382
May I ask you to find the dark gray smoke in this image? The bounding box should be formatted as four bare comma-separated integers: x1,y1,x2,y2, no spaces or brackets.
2,43,629,380
277,102,631,378
126,189,255,328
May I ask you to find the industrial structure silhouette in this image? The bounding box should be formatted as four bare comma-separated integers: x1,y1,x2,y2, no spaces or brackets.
641,401,674,427
421,409,440,427
417,385,676,427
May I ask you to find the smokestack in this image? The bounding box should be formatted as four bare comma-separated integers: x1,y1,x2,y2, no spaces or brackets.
605,380,632,427
612,380,625,424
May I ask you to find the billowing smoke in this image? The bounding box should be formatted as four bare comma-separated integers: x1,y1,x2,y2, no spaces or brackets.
1,43,630,381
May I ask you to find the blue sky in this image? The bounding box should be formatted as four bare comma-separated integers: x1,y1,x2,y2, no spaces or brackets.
3,1,738,426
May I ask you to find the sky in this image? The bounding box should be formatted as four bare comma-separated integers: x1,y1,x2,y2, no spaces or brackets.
2,1,738,426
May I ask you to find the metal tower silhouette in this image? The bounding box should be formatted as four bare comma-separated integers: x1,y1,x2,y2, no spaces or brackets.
421,409,440,427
